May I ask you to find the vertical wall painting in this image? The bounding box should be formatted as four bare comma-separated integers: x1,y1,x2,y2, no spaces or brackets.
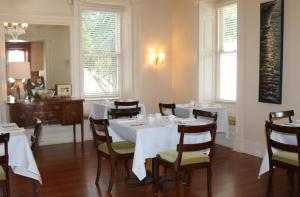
259,0,284,104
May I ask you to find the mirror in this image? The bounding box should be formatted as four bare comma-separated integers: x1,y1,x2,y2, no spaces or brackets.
5,24,71,90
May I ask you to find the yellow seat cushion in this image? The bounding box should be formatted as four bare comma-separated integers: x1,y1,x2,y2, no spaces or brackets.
159,150,209,166
98,141,135,155
0,166,6,180
272,151,299,166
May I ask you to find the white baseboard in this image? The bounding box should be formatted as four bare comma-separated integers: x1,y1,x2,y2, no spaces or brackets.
240,139,266,158
25,119,93,146
215,125,234,148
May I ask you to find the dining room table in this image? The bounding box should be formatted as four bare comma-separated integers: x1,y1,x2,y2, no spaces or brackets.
0,123,42,184
175,103,229,138
90,101,146,119
108,116,212,181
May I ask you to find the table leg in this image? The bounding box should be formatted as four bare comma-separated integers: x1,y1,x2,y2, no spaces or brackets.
73,124,76,144
81,121,84,149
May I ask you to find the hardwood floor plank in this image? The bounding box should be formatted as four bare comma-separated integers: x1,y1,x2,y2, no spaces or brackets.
9,141,299,197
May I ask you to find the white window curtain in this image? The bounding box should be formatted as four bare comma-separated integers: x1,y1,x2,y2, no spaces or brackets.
81,9,121,99
217,3,237,102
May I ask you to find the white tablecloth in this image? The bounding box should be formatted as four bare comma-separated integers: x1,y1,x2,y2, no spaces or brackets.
109,117,212,180
258,129,297,178
0,125,41,183
90,102,146,119
175,104,229,138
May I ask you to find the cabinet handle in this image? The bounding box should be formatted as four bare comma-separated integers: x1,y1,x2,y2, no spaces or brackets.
71,111,76,115
55,106,60,110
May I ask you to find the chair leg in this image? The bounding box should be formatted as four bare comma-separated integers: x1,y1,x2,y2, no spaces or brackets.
266,166,273,197
186,171,191,187
175,172,180,194
298,172,300,196
154,158,160,194
32,180,39,197
6,173,10,197
207,166,212,197
3,185,6,197
108,160,116,193
163,166,168,174
124,160,130,177
95,153,102,185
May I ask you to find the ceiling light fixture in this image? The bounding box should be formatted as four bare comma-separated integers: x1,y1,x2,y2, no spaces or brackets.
3,22,28,40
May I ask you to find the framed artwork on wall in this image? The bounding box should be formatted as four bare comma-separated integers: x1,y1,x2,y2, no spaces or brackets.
259,0,284,104
55,84,72,97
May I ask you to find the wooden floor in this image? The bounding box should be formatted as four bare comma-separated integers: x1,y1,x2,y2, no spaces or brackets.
10,141,299,197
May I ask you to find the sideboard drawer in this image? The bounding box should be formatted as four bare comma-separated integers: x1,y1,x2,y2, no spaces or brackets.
62,103,83,125
38,103,62,111
10,104,35,127
33,111,62,124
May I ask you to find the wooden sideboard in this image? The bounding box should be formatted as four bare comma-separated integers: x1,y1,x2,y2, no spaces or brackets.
8,98,85,146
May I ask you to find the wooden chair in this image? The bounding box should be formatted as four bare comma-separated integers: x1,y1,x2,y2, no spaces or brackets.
111,108,141,119
0,133,10,197
154,123,217,196
269,110,294,123
31,118,42,157
159,103,176,116
114,101,139,109
31,118,42,197
89,117,135,193
265,121,300,196
193,109,218,122
111,101,141,119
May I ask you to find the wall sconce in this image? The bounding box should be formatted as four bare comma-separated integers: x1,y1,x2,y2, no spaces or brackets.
149,51,166,65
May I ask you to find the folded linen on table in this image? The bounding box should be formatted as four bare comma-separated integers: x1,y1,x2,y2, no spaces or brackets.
178,118,210,126
116,118,137,124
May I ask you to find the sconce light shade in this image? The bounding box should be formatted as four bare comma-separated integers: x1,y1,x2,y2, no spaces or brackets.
150,51,166,65
8,62,31,79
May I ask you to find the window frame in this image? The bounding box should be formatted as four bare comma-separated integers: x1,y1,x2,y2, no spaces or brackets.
80,5,124,100
216,1,237,103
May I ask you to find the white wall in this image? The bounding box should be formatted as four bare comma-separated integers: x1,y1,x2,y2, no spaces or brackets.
170,0,300,156
0,0,73,17
133,0,173,113
19,25,71,89
171,0,199,103
0,0,174,144
236,0,300,157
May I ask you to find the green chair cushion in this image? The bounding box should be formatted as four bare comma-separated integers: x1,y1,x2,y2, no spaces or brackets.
98,141,135,155
0,166,6,180
159,150,209,166
272,151,299,166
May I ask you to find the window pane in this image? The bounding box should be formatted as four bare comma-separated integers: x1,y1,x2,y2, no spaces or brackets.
82,10,121,98
219,53,237,101
8,50,25,62
221,4,237,52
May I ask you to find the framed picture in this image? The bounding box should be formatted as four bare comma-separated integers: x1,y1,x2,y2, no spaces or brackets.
55,84,72,97
258,0,284,104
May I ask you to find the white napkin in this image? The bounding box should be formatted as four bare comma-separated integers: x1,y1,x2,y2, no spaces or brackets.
116,118,137,124
176,104,189,108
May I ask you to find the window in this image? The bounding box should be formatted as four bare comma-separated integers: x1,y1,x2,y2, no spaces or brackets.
217,3,237,102
82,9,121,99
6,42,30,63
8,50,26,62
